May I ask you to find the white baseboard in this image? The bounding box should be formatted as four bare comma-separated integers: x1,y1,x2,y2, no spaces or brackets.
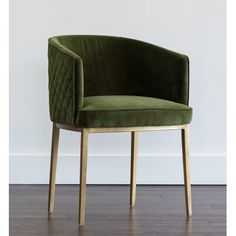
9,154,226,184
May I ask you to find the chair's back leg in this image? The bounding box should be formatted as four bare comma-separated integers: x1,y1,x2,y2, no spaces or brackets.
48,123,60,213
130,131,138,207
79,129,89,225
181,126,192,216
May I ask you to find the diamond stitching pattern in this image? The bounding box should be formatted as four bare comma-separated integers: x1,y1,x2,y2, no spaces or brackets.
48,45,75,125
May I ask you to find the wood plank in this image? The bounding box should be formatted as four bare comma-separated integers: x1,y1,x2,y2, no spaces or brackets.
10,185,226,236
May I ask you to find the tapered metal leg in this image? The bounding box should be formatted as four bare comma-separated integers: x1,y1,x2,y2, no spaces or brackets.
48,124,60,213
130,131,138,207
79,129,89,225
181,126,192,216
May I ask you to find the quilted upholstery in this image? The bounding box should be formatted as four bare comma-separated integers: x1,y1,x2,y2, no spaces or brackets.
48,38,84,125
48,35,192,128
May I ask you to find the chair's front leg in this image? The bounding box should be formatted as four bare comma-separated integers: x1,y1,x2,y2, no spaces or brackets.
130,131,138,207
48,123,60,213
79,129,89,225
181,125,192,216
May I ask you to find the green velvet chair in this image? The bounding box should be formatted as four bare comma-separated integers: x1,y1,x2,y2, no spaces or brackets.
48,35,193,225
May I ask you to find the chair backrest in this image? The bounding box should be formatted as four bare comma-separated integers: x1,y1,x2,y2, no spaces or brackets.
57,35,137,97
50,35,189,105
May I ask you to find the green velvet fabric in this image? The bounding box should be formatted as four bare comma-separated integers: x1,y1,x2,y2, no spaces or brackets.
76,96,192,128
48,35,192,128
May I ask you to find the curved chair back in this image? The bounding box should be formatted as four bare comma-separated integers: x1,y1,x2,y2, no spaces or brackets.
49,35,189,104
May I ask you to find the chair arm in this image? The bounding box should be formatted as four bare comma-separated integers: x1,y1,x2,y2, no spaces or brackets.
145,45,189,105
127,41,190,105
48,37,84,126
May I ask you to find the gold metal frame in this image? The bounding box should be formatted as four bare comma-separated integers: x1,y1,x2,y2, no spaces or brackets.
48,122,192,225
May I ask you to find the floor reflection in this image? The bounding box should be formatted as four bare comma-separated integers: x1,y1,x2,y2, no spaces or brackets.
185,217,193,236
129,207,140,235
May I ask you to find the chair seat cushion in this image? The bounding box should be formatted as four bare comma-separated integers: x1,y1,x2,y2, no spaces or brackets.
76,95,192,128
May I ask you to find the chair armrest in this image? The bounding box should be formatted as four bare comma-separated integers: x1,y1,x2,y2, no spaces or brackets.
48,37,84,126
146,45,189,105
127,41,190,105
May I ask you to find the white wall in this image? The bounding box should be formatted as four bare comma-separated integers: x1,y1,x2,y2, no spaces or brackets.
10,0,226,184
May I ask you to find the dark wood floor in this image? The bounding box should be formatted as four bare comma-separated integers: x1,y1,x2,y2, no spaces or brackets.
10,185,226,236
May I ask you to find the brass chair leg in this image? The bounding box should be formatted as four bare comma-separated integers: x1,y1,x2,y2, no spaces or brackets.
79,129,89,225
130,131,138,207
181,126,192,216
48,123,60,213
